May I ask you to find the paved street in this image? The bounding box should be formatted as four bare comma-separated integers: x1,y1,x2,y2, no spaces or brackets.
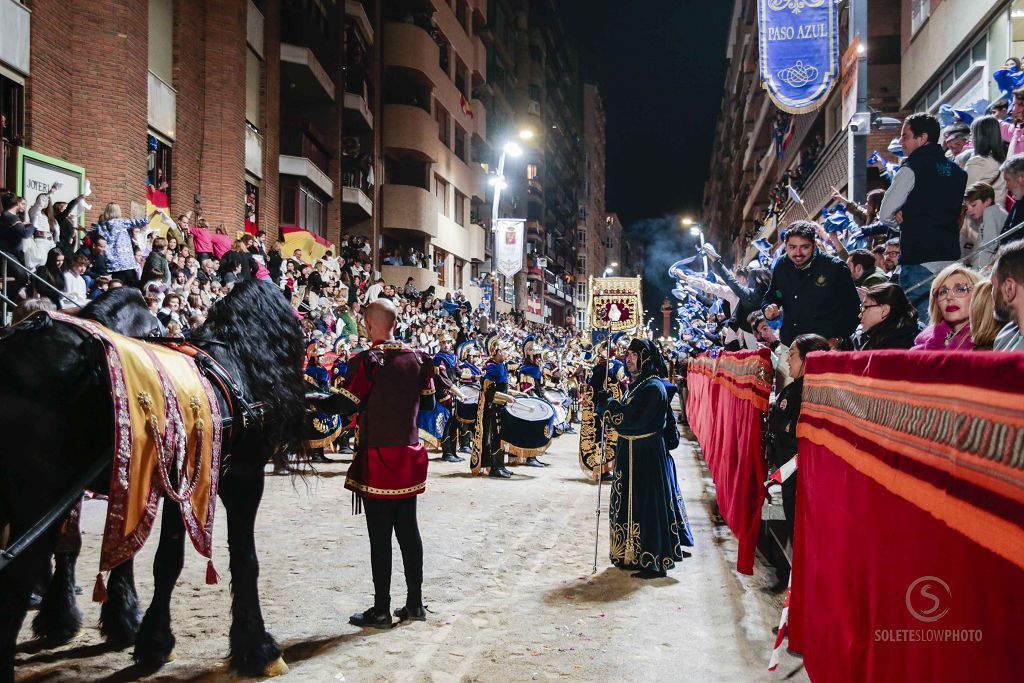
16,428,806,682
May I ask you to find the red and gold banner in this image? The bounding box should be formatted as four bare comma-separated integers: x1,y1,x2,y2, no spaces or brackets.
686,349,772,574
791,350,1024,683
588,276,642,331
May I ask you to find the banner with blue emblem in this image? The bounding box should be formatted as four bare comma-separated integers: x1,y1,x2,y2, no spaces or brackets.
757,0,840,114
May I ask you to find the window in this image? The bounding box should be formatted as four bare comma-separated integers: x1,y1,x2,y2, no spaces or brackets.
454,124,467,162
147,134,173,200
456,0,468,31
245,181,259,228
913,37,987,114
577,229,586,247
527,163,538,180
434,247,448,286
280,178,327,237
435,102,450,147
910,0,929,36
454,257,465,289
577,281,586,301
577,254,586,271
245,47,262,128
454,189,466,225
434,174,449,217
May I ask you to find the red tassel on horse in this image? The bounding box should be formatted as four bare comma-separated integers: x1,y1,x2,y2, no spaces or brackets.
92,572,108,603
206,559,220,585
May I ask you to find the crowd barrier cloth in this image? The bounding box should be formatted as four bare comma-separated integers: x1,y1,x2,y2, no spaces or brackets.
686,349,773,574
790,350,1024,682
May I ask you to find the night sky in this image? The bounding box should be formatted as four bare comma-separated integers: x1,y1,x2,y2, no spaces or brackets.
560,0,735,322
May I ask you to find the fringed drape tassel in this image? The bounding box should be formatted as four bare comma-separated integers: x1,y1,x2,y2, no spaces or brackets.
206,559,220,585
92,572,108,603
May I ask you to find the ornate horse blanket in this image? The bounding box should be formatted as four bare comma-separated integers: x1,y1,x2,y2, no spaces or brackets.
51,314,222,576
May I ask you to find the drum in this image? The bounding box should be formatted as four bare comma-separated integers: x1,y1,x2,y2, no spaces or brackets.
455,385,481,423
499,397,555,451
543,388,570,407
552,403,568,431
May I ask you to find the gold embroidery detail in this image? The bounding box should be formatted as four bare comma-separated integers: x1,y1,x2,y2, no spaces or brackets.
346,478,426,496
335,386,360,404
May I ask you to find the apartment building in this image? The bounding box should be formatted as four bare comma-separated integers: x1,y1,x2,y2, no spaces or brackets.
577,84,609,308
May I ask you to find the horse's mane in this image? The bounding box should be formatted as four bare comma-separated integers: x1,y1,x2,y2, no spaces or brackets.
79,287,160,337
193,280,306,453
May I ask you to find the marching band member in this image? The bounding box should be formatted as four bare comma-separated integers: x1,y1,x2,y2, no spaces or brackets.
470,333,515,479
513,336,550,467
455,341,483,454
321,299,437,627
433,337,464,463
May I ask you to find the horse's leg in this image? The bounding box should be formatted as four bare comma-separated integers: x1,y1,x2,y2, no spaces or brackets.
99,559,140,645
133,499,184,666
220,468,287,677
0,537,57,683
32,504,84,644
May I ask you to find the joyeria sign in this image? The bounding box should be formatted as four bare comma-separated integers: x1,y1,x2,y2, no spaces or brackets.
757,0,840,113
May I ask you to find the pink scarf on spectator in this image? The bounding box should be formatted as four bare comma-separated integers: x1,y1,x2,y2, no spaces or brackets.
912,320,973,351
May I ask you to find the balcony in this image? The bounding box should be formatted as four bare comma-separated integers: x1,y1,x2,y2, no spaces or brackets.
0,0,30,76
343,88,374,129
383,22,441,88
382,265,438,291
279,155,333,196
342,182,373,219
345,0,374,45
382,184,438,238
382,104,438,162
281,43,336,102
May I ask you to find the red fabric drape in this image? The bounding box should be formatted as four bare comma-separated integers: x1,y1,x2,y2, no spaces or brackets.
686,349,772,574
791,350,1024,683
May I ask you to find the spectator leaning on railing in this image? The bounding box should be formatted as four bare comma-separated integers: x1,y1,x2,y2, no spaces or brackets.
876,113,968,322
761,220,861,346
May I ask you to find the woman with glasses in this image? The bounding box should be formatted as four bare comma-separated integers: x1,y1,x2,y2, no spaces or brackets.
912,264,985,351
841,282,921,350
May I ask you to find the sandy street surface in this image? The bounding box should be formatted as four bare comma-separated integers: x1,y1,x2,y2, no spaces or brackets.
16,425,807,682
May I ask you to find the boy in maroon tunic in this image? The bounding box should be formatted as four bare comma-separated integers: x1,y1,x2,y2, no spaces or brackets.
324,299,436,627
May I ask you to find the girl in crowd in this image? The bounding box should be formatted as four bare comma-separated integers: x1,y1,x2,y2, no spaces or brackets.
912,264,984,351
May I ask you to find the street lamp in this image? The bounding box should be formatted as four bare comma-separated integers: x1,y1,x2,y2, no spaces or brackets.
682,217,708,275
489,135,529,322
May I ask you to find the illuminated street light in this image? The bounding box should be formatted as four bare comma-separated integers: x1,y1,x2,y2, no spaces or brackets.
504,141,523,157
681,217,694,227
518,129,535,140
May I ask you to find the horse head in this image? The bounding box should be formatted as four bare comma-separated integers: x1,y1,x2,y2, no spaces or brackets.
192,280,307,457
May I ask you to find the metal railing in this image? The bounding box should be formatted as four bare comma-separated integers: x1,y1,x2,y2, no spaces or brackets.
1,251,83,323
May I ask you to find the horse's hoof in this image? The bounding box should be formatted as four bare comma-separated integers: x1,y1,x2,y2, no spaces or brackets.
166,649,176,663
264,656,289,677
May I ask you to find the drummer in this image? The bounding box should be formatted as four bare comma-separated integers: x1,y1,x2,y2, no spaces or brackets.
434,337,464,463
455,341,482,454
513,336,550,467
470,333,515,479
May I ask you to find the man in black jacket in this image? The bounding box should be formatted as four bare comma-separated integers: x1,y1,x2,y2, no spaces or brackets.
761,221,861,346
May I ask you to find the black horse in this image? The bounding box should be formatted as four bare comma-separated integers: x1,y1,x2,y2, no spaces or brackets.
0,281,307,681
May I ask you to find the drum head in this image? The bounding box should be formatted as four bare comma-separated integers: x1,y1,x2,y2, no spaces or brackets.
459,386,481,403
543,389,568,405
505,397,555,421
553,403,568,425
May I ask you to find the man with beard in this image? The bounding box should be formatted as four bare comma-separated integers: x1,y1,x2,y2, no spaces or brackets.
992,240,1024,351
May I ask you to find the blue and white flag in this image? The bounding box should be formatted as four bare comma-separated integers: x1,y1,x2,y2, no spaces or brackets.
757,0,840,114
787,184,803,206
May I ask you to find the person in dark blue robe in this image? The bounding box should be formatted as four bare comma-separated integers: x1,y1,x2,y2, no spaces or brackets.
305,353,342,464
432,340,463,462
605,338,694,578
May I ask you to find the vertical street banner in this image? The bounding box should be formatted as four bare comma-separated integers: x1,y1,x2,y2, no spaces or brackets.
588,276,643,331
757,0,840,114
495,218,525,278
